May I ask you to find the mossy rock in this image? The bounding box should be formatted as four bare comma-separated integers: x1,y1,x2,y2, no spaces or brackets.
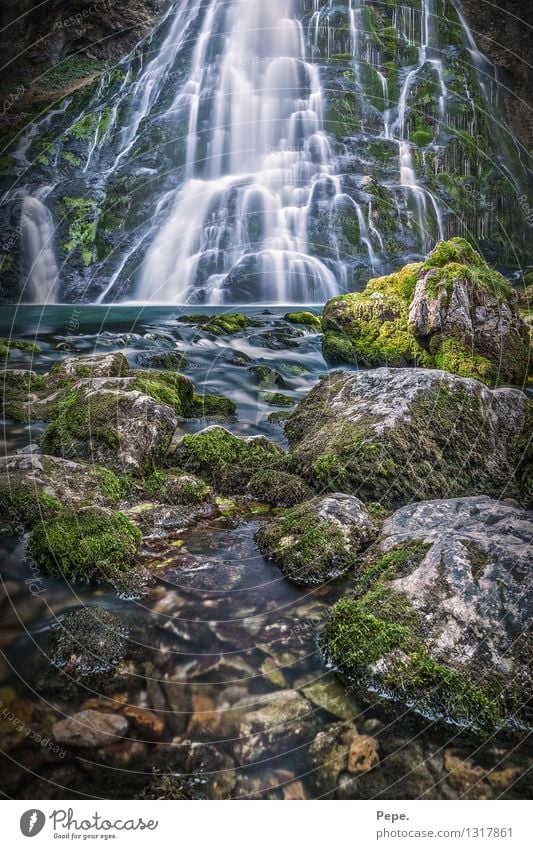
188,393,237,419
174,426,284,494
50,353,129,380
322,238,531,385
40,375,186,472
178,313,263,335
321,497,533,733
0,474,62,530
135,351,189,370
262,392,294,408
142,470,212,506
286,368,529,508
129,371,194,416
248,366,288,388
257,494,377,585
0,454,126,531
0,337,40,362
1,369,47,420
29,506,142,587
284,311,322,331
43,606,130,697
246,470,313,507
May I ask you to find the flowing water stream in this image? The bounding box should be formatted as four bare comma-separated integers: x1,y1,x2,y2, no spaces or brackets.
0,305,531,799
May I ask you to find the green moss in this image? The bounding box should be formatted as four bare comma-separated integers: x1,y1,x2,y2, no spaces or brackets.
322,281,428,368
257,498,370,585
1,369,47,420
0,479,62,529
176,426,284,493
262,392,294,408
60,196,98,266
65,106,112,143
321,541,512,732
325,91,360,137
411,126,433,147
163,474,211,505
189,393,237,419
247,470,313,507
41,389,122,456
29,507,141,584
249,365,287,387
39,56,113,90
96,467,130,503
433,337,494,383
0,253,14,273
136,351,189,370
284,311,322,330
130,371,194,416
62,151,82,167
0,337,40,362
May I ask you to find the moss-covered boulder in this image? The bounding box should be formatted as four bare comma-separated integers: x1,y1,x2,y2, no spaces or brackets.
29,506,142,588
178,313,263,335
173,426,284,493
257,494,377,585
135,351,189,370
0,454,126,530
1,369,47,420
49,352,129,380
286,368,530,508
142,470,212,506
0,337,40,362
262,392,294,408
247,470,313,507
322,238,531,385
321,496,533,732
188,392,237,419
284,311,322,331
40,375,188,473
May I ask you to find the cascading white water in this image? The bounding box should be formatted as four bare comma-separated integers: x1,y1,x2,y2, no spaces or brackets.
21,192,59,303
136,0,339,304
7,0,528,304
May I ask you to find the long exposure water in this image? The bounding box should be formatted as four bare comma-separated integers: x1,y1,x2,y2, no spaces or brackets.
0,306,531,799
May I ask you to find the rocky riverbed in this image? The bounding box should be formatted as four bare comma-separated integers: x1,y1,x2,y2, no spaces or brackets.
1,243,532,799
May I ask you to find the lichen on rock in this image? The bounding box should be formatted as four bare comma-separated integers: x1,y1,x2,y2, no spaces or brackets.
286,367,530,508
321,496,533,732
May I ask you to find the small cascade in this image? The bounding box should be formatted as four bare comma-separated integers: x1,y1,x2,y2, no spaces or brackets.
0,0,529,303
20,192,59,303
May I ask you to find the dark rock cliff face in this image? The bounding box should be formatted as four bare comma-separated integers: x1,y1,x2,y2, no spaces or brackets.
460,0,533,151
0,1,169,105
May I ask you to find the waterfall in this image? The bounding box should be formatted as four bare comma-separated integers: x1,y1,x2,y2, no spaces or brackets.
20,192,59,304
136,0,340,304
2,0,529,304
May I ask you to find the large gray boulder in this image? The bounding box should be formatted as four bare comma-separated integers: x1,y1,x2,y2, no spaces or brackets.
322,496,533,732
286,367,531,508
40,377,183,473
